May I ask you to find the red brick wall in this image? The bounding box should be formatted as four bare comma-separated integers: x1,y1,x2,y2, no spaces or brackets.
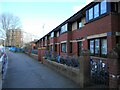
59,33,68,41
72,42,78,56
72,15,112,40
111,14,119,32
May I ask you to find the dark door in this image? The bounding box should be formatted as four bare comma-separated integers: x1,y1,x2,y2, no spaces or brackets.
77,41,82,56
59,44,60,55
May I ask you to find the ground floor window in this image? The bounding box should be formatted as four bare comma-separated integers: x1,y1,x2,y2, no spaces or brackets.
70,42,72,53
89,38,107,57
101,39,107,56
55,44,57,52
61,43,66,53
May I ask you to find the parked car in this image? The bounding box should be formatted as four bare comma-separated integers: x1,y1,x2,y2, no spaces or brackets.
0,46,8,80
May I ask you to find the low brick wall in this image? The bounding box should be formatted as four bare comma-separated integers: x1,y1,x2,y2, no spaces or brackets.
42,57,80,86
26,52,38,60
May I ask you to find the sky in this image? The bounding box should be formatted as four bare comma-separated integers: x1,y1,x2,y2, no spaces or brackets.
0,0,93,40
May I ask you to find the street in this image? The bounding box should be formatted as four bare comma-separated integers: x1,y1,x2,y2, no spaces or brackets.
2,51,79,88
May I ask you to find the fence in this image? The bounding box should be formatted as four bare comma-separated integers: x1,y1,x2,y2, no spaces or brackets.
44,50,110,87
31,49,38,55
44,50,79,68
90,57,109,86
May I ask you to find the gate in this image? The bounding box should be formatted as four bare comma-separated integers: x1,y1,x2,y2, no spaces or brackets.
90,57,109,86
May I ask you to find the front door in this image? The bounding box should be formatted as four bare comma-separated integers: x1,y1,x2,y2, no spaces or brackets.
77,41,82,56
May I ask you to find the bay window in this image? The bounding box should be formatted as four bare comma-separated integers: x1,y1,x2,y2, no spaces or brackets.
86,0,107,22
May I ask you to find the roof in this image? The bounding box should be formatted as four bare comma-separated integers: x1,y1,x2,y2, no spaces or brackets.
36,0,99,43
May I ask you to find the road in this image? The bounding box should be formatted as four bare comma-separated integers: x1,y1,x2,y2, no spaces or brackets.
2,51,79,88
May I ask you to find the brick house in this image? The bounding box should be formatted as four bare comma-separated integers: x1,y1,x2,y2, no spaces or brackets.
35,0,120,87
36,0,120,59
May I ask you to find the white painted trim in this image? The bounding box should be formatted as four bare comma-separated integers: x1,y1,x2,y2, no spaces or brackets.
49,43,53,45
60,41,67,43
70,38,85,43
55,43,60,45
70,40,77,42
116,32,120,36
87,33,107,39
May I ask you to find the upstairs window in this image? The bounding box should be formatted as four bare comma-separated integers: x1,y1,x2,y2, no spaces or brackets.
60,24,68,34
100,0,107,14
78,21,82,28
45,36,47,40
89,8,93,20
94,4,99,18
86,0,107,22
51,32,54,38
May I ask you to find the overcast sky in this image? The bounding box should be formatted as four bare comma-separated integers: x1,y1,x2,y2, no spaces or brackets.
0,0,93,40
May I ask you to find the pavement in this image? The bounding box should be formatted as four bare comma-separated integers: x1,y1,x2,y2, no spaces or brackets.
2,51,79,88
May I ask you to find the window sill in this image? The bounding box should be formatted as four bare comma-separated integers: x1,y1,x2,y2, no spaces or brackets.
61,51,66,53
90,55,107,59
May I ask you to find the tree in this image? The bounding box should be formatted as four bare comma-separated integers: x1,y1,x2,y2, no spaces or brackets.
0,13,22,46
0,13,21,30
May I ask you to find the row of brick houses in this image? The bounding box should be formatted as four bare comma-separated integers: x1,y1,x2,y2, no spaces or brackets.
36,0,120,59
34,0,120,88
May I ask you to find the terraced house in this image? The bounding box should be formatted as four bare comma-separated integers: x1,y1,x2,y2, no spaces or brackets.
35,0,120,88
36,0,120,58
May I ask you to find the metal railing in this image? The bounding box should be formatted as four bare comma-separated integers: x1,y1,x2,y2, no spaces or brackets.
44,50,80,68
90,57,109,85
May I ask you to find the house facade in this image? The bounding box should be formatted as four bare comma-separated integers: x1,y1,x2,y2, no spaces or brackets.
35,0,120,87
36,0,120,60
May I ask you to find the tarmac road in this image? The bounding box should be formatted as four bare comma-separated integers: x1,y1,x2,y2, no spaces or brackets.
2,51,79,88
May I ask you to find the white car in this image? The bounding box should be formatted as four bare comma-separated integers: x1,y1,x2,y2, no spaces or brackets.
0,46,8,80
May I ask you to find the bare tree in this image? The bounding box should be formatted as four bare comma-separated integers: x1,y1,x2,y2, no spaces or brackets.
0,13,22,46
0,13,21,30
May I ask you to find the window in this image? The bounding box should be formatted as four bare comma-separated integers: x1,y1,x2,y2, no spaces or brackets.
45,36,47,40
78,21,82,28
50,45,53,51
89,38,107,57
94,4,99,18
100,0,107,14
51,32,54,38
101,39,107,55
61,43,66,53
86,0,107,22
60,24,68,34
95,39,100,54
90,40,94,55
56,31,59,37
89,8,93,20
